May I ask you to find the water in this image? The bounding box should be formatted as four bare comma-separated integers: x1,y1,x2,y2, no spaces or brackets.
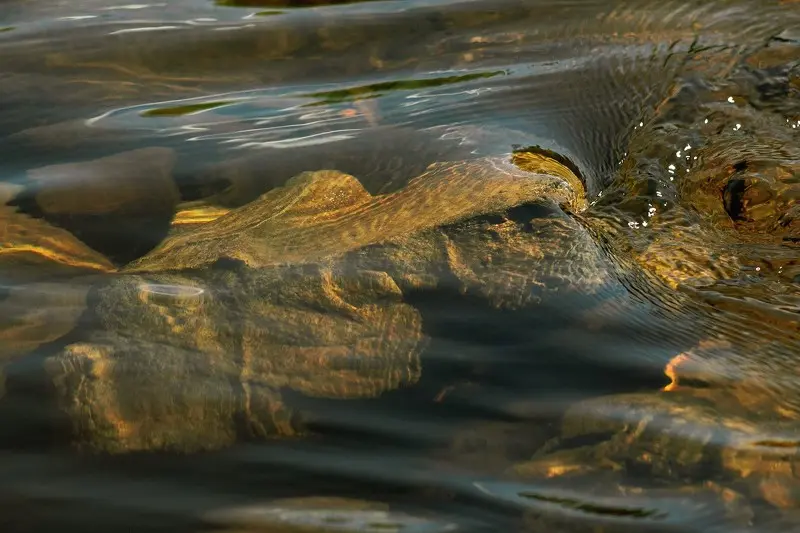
0,0,799,531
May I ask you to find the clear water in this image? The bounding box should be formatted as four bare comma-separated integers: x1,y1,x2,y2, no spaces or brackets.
0,1,798,531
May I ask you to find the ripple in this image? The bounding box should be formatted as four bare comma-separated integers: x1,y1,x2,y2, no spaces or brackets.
301,70,507,105
107,25,181,35
205,498,459,532
1,1,799,531
471,479,751,529
217,0,387,7
516,491,667,519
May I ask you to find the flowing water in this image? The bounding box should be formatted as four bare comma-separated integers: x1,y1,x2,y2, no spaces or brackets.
1,0,799,531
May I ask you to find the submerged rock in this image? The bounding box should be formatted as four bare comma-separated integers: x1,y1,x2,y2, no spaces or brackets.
0,204,114,276
39,154,619,453
124,157,584,273
0,202,111,394
45,264,425,452
0,282,90,369
509,384,800,529
16,147,180,264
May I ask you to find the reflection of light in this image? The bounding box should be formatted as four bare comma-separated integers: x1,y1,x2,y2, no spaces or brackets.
162,124,210,137
59,15,97,20
233,129,361,149
187,118,348,142
84,86,370,148
298,109,340,121
663,353,689,391
206,504,457,533
406,88,493,99
139,283,205,298
108,25,180,35
85,93,257,126
100,4,163,10
212,24,255,31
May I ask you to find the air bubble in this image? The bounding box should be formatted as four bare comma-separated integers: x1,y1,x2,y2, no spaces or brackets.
138,283,205,300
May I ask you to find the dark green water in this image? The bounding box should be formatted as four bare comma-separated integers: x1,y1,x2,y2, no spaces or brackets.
0,1,798,531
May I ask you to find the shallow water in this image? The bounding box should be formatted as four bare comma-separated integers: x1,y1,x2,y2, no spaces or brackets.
0,0,799,531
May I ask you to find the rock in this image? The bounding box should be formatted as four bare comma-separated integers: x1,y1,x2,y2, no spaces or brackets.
44,264,425,452
125,159,583,273
19,147,180,264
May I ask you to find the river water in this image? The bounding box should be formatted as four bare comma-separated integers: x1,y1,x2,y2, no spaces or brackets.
0,1,799,532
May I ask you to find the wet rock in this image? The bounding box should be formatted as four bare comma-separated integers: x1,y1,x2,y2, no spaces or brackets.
96,266,424,400
0,204,114,276
17,147,180,265
44,264,425,452
39,155,611,452
588,25,800,332
662,337,800,425
125,158,583,273
0,197,113,398
350,203,614,309
442,420,551,474
0,202,113,369
170,202,231,231
45,332,297,453
0,282,91,363
0,282,91,399
510,386,800,525
721,166,800,241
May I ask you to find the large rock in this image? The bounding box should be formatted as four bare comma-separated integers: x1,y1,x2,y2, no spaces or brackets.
19,147,180,264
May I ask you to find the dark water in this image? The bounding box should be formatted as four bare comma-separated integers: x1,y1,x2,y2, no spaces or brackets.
1,0,799,531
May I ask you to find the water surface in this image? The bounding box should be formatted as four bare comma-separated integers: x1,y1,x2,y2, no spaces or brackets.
0,0,799,531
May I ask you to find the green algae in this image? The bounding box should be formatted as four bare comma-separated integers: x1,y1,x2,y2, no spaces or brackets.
302,71,506,105
140,101,234,117
217,0,381,7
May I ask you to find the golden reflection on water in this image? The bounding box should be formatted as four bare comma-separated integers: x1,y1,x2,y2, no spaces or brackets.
172,204,232,226
0,205,114,273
